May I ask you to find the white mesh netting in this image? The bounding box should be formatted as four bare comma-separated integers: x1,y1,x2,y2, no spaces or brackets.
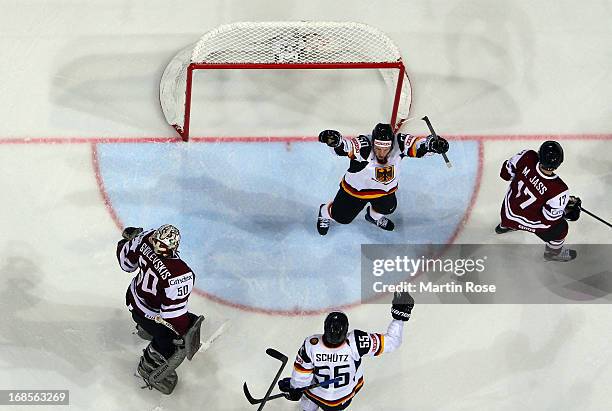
160,21,411,137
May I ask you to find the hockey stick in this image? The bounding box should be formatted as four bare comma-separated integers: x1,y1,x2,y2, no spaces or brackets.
242,348,288,410
580,206,612,228
422,116,452,168
154,315,180,335
198,320,229,354
244,377,342,405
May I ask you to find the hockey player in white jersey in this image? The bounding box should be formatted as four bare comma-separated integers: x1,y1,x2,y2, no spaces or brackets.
278,292,414,410
317,123,449,235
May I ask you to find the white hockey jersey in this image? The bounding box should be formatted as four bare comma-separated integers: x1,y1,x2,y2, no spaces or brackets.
335,134,427,199
290,319,404,408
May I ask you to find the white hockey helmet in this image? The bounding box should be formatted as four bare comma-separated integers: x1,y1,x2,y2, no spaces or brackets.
149,224,180,257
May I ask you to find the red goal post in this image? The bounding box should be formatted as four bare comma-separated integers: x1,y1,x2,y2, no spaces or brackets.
160,21,412,141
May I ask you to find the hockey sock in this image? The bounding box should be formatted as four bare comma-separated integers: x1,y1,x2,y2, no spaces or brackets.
321,202,333,220
546,239,565,251
369,207,385,220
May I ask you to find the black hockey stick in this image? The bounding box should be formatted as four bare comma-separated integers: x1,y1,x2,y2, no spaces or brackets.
243,348,288,410
422,116,452,168
244,377,342,405
580,206,612,228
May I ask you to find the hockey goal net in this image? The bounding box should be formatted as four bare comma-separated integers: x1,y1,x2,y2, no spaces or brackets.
160,21,412,141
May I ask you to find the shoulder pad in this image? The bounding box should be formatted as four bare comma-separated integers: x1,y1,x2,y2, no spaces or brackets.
304,334,322,347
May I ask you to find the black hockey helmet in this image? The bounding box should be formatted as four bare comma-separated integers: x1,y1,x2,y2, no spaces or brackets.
372,123,394,149
538,140,564,170
323,311,349,346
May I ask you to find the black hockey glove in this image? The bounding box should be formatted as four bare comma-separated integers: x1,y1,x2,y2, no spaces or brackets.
391,291,414,321
278,377,302,401
122,227,143,240
564,196,582,221
425,135,449,154
318,130,342,148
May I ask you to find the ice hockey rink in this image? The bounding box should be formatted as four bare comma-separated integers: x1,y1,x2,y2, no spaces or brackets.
1,1,611,410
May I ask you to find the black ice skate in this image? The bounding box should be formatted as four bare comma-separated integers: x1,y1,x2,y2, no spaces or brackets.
365,206,395,231
317,204,330,236
543,246,577,262
495,224,515,234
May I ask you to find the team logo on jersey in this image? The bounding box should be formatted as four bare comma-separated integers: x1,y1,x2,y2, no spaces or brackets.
310,337,319,345
375,166,395,183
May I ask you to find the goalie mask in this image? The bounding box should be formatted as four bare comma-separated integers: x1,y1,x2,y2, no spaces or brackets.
149,224,180,257
323,311,349,346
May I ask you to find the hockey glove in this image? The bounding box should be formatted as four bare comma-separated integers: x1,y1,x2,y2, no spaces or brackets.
278,377,302,401
391,291,414,321
318,130,342,148
122,227,143,240
564,196,582,221
425,135,449,154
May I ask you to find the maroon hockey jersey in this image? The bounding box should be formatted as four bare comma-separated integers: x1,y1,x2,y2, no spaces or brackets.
117,229,195,334
500,150,569,233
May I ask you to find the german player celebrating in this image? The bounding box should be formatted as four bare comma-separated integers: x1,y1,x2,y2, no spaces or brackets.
277,291,414,410
496,141,581,261
117,224,202,394
316,123,449,235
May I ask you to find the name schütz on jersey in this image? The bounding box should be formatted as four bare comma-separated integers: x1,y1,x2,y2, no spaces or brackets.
315,353,349,362
139,243,172,280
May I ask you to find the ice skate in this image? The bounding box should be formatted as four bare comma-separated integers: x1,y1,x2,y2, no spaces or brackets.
495,224,515,234
317,204,331,235
543,246,577,262
365,206,395,231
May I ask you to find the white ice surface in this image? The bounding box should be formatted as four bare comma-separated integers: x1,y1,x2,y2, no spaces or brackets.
1,1,611,410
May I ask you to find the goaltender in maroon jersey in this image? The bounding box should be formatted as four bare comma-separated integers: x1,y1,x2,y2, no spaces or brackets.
117,226,195,335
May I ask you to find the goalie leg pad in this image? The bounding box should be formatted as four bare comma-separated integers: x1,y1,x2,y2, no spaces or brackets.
183,314,205,360
135,325,153,341
138,343,184,395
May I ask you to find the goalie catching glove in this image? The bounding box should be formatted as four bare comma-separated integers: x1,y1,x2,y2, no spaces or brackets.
122,227,143,240
319,130,342,148
425,135,449,154
278,377,302,401
391,291,414,321
564,196,581,221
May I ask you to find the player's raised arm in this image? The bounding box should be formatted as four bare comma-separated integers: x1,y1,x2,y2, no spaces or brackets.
351,291,414,358
116,226,145,272
319,129,372,160
398,133,449,158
